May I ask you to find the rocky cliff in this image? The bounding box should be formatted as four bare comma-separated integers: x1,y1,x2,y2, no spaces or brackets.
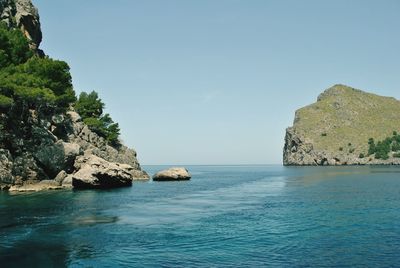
283,84,400,166
0,0,149,191
0,0,42,53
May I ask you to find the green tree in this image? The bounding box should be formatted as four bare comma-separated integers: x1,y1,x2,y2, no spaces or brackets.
75,91,104,118
368,138,376,156
0,94,13,111
0,22,33,67
75,91,120,146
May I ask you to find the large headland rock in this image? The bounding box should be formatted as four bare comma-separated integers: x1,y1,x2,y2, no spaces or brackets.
0,0,149,191
284,84,400,166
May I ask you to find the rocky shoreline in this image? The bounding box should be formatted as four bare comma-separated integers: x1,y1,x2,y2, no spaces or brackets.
0,110,150,192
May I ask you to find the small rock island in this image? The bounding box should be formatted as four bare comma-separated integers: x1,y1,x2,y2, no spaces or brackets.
153,168,191,181
284,84,400,166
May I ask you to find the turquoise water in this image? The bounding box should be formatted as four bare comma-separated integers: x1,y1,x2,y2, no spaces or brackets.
1,165,400,267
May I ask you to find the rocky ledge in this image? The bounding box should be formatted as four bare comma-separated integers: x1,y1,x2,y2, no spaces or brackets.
284,84,400,166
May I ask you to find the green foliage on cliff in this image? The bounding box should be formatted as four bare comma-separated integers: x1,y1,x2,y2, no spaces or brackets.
0,22,33,67
0,94,13,110
0,23,75,116
368,132,400,159
0,22,78,153
0,23,121,149
75,91,121,146
0,57,76,112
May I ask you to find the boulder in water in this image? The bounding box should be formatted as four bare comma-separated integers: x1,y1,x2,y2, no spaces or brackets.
153,167,191,181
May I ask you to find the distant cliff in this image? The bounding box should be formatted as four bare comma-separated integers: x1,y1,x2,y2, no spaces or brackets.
0,0,148,191
283,84,400,166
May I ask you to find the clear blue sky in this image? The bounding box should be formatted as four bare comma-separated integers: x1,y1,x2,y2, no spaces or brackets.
34,0,400,165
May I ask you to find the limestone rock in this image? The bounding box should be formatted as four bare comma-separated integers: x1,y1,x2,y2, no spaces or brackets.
130,169,150,181
67,111,81,123
153,167,191,181
12,153,47,181
72,155,135,189
0,149,14,185
9,180,62,192
61,174,73,188
54,170,67,184
0,0,42,52
34,141,82,178
67,117,146,175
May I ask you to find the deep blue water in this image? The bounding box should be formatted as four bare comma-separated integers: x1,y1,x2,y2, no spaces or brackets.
1,165,400,267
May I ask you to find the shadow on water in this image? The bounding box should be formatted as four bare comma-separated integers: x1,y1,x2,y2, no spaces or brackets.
0,189,123,267
0,240,69,268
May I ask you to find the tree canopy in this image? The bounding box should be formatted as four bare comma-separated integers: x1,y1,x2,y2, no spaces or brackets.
0,22,33,68
0,23,120,148
367,132,400,160
75,91,121,146
0,23,76,114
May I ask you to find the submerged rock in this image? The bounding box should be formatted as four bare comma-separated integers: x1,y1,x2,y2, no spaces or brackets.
153,167,191,181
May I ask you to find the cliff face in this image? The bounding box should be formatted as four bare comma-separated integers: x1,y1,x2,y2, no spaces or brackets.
0,0,42,52
283,84,400,166
0,0,148,190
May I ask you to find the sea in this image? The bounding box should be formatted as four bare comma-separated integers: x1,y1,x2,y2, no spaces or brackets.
1,165,400,267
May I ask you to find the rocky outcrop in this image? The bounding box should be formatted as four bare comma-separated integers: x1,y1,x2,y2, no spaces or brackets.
66,111,149,180
35,141,82,178
153,167,191,181
0,0,149,191
5,111,149,191
0,0,42,52
72,155,135,189
284,84,400,166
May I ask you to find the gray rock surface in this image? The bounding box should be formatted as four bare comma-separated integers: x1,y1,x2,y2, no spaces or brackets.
61,174,73,188
54,170,67,184
0,149,14,184
66,114,149,179
72,155,135,189
9,180,62,192
0,0,42,51
35,141,82,178
153,167,191,181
